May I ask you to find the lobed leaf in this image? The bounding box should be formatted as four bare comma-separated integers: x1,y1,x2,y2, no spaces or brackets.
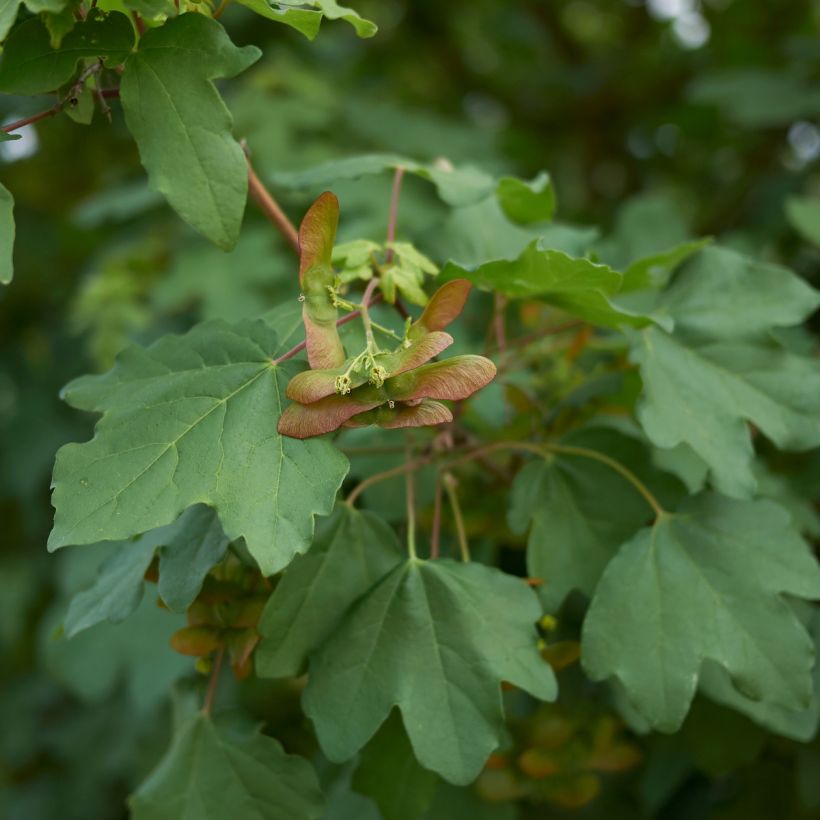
130,713,325,819
49,319,348,575
582,493,820,732
440,241,655,329
256,505,401,677
120,14,261,249
496,171,556,225
304,558,557,784
0,10,134,95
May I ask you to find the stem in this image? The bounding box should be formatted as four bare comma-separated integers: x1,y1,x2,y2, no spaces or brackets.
443,473,470,562
2,62,109,136
345,452,436,507
405,434,417,560
246,159,300,254
213,0,229,17
430,473,443,559
2,106,60,133
444,441,668,519
202,646,225,715
384,166,405,264
132,11,146,35
360,277,380,350
546,443,669,518
273,306,365,365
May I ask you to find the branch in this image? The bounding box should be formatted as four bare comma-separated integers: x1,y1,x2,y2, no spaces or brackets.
272,294,383,365
246,159,300,254
2,66,116,135
202,646,225,715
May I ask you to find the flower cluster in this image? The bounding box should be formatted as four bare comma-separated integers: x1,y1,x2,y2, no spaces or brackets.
278,193,496,439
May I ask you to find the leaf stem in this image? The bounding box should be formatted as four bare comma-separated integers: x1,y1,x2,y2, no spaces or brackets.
384,166,405,264
405,434,417,560
360,277,380,351
344,439,668,521
272,298,381,365
246,159,300,254
2,62,109,135
430,472,443,559
546,443,669,519
345,452,435,507
443,473,470,562
202,646,225,715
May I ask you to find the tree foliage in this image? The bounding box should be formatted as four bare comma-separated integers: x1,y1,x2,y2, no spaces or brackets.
1,1,819,818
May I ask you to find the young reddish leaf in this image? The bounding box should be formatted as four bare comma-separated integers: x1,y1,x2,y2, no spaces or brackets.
278,387,385,439
387,355,497,402
171,625,224,656
299,192,345,370
286,331,453,404
280,356,495,438
408,279,472,338
345,399,453,429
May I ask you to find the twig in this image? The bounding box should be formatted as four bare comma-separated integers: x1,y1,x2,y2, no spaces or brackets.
246,159,300,254
2,62,110,135
202,646,225,715
359,277,380,349
443,473,470,562
272,293,384,365
384,166,405,264
345,452,436,507
2,106,61,134
132,11,146,35
430,472,443,559
405,434,417,560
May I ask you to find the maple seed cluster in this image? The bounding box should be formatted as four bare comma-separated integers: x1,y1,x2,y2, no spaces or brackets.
277,192,497,439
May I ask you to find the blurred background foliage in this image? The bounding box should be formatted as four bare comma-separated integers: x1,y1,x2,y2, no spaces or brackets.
2,0,820,817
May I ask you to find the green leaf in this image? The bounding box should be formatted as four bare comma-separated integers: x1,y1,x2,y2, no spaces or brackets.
509,426,685,612
440,241,654,329
256,505,401,678
234,0,323,39
786,196,820,248
582,493,820,732
120,14,261,249
48,319,349,576
303,558,556,784
157,506,230,612
496,171,555,224
63,83,94,125
308,0,377,37
0,11,134,95
40,588,189,711
63,506,229,637
595,193,691,271
632,247,820,497
0,181,13,284
64,535,155,638
130,713,325,820
621,238,710,292
272,153,496,207
0,0,21,42
658,246,820,339
43,2,77,48
699,611,820,742
634,332,820,497
352,711,438,820
23,0,66,11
